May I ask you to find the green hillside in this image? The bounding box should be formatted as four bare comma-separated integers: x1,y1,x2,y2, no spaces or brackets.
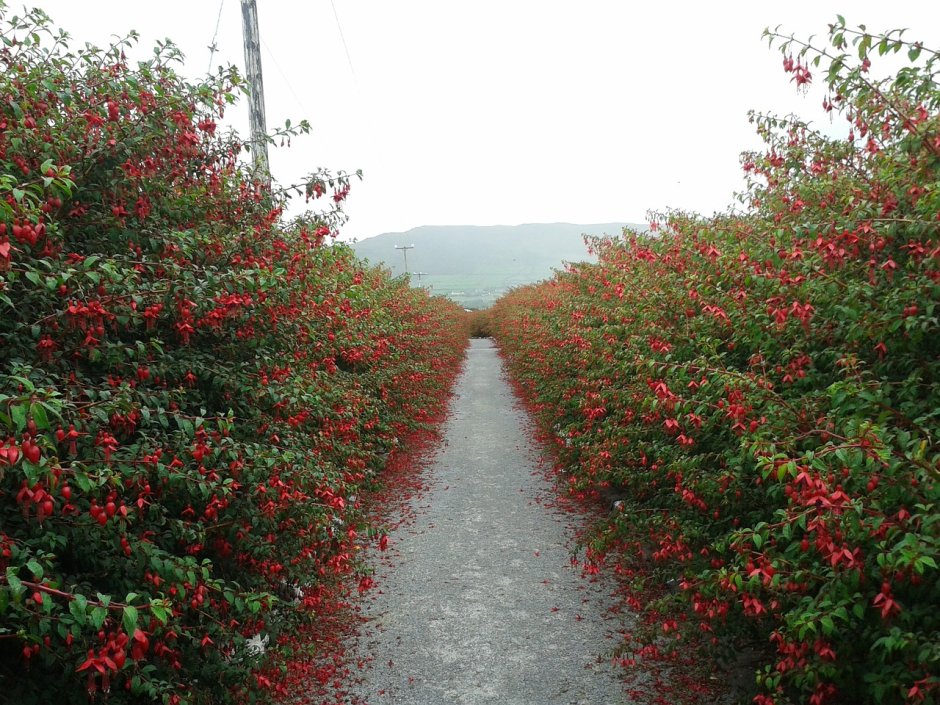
351,223,643,309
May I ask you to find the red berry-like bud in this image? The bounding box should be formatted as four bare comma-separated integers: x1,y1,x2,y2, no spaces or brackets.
22,442,41,464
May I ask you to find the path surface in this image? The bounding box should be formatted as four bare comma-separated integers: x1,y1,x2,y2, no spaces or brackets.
348,339,628,704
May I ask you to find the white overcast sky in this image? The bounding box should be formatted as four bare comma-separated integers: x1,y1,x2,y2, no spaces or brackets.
20,1,940,241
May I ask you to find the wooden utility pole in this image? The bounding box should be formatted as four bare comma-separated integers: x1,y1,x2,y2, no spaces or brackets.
240,0,270,182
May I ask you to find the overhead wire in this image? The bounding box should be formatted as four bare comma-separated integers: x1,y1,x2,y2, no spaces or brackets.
202,2,357,130
206,0,225,74
260,36,309,116
329,0,357,81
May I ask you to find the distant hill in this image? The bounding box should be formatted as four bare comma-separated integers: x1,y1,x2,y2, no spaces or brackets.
351,223,643,309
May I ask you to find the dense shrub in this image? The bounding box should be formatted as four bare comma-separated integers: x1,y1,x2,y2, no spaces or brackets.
464,309,494,338
0,6,466,703
491,20,938,705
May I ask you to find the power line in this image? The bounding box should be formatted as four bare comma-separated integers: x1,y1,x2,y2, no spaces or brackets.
207,0,226,74
260,36,308,116
329,0,357,81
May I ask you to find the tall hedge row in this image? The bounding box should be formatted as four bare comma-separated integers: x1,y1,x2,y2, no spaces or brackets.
0,7,466,704
491,21,938,705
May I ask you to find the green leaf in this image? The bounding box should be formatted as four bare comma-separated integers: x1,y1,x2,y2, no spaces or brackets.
11,188,25,202
26,560,43,581
177,417,194,438
69,597,86,625
73,471,93,492
151,602,168,625
10,404,27,433
5,568,25,600
29,403,50,431
122,605,138,634
90,606,107,630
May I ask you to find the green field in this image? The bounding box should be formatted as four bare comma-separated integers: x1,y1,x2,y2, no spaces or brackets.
352,223,643,309
411,273,553,309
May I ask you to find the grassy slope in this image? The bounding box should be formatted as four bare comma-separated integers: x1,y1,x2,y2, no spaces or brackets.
351,222,643,308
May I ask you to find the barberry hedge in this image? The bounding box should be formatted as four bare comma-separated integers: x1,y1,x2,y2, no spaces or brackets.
0,6,466,704
491,20,938,705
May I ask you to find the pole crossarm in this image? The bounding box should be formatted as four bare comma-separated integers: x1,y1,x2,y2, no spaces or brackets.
394,244,415,275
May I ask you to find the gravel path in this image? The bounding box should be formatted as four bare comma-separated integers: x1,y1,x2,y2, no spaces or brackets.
348,338,628,704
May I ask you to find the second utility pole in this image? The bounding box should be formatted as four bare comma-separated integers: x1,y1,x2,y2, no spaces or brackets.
241,0,270,184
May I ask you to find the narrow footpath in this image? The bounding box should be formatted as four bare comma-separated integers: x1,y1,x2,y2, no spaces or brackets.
348,339,628,704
